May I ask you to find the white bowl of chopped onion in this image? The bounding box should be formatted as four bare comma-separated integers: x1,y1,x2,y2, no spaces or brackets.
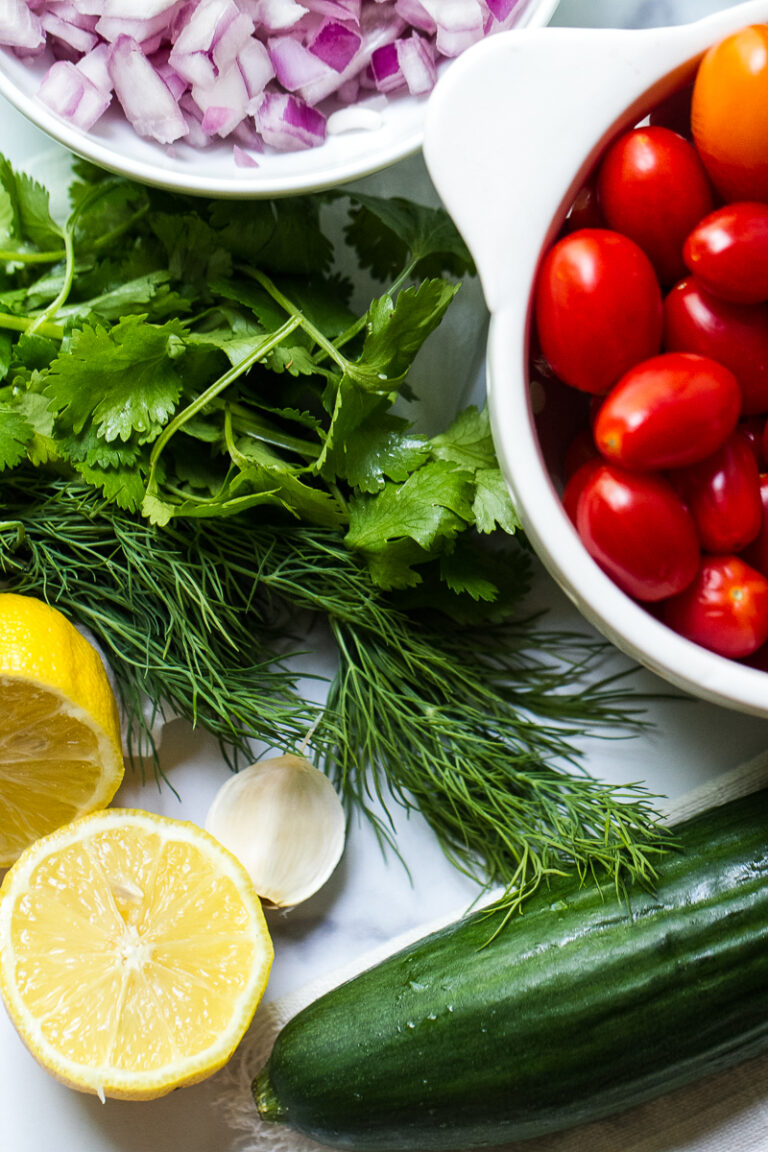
424,0,768,718
0,0,558,198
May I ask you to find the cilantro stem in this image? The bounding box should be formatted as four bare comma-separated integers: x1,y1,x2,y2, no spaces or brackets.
223,402,322,459
245,268,352,376
0,247,66,264
145,315,303,499
0,311,64,340
29,227,75,332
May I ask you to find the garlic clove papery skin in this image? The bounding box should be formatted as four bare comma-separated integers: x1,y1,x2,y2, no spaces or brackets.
204,754,346,908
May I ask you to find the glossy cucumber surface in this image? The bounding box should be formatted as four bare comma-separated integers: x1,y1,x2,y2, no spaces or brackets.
253,790,768,1150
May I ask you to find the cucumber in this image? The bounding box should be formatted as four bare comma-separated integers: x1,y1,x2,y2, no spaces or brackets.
253,789,768,1150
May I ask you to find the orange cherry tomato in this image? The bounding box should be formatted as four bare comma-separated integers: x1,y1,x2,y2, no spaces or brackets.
691,25,768,202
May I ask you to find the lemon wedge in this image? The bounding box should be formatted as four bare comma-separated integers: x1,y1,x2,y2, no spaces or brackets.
0,592,124,866
0,808,273,1100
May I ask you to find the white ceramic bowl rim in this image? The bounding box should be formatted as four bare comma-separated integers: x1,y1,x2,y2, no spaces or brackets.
0,0,559,199
425,0,768,718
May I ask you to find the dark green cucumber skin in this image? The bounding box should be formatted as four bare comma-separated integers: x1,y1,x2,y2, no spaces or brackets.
253,790,768,1150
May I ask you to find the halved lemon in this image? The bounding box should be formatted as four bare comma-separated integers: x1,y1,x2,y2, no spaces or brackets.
0,808,273,1100
0,592,124,866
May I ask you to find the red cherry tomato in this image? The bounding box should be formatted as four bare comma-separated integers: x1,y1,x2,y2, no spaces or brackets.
670,432,762,553
684,203,768,305
738,417,767,469
663,278,768,415
562,458,601,524
593,352,741,470
741,474,768,577
575,463,700,601
534,228,663,395
662,555,768,658
596,126,714,284
692,25,768,202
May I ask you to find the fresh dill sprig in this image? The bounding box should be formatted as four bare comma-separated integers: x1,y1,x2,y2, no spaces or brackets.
0,473,670,903
246,526,671,905
0,473,318,774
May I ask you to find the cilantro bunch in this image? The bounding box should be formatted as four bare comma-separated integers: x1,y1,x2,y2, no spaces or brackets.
0,160,515,598
0,158,669,904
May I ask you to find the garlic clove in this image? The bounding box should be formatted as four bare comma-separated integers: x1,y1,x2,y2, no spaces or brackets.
204,754,346,908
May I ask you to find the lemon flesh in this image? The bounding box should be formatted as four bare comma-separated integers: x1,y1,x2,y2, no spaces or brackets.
0,593,124,866
0,809,273,1100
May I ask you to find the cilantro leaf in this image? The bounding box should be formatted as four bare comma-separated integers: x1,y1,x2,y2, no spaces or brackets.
344,192,474,281
209,197,333,275
323,407,429,492
0,406,33,469
76,460,147,511
14,170,63,251
45,316,185,443
431,405,497,472
352,279,459,388
150,213,232,294
473,468,521,536
346,459,474,554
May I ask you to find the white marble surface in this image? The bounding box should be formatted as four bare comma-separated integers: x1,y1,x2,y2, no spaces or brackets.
2,3,768,1151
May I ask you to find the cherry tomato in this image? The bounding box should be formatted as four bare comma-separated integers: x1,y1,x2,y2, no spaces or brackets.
670,432,762,553
741,475,768,577
738,417,767,469
534,228,663,395
593,352,741,470
575,463,700,601
692,25,768,202
662,555,768,658
663,278,768,415
562,458,601,524
684,203,768,304
596,126,713,284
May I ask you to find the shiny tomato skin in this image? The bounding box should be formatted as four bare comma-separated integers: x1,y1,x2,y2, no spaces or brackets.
669,432,762,553
663,278,768,415
739,416,767,469
562,458,601,524
662,555,768,658
691,25,768,202
593,352,741,470
741,474,768,577
575,463,700,602
534,228,663,395
684,203,768,304
596,126,714,284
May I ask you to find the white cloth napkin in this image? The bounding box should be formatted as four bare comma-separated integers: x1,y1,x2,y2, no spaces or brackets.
214,750,768,1152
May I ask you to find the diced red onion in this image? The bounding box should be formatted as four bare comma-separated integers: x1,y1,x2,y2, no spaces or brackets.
41,10,98,54
0,0,45,51
192,60,249,134
0,0,545,158
309,20,361,73
233,142,259,166
253,90,326,150
108,34,189,143
268,34,333,93
75,42,113,90
38,57,111,127
485,0,522,18
234,38,271,101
